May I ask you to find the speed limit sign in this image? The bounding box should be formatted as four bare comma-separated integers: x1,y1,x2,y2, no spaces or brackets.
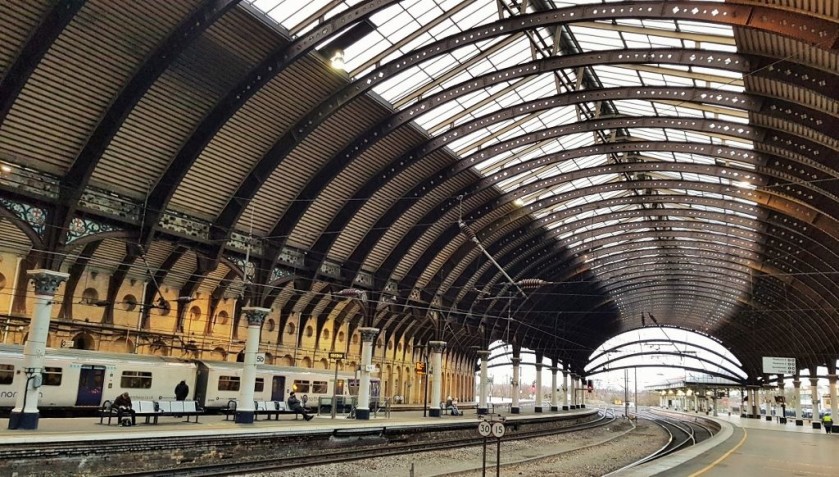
478,420,492,437
491,421,505,438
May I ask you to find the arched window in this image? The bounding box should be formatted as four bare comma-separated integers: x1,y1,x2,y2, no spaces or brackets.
322,328,330,340
122,294,137,311
217,310,229,325
81,288,98,305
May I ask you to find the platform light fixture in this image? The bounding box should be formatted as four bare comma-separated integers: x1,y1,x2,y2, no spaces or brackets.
330,49,345,70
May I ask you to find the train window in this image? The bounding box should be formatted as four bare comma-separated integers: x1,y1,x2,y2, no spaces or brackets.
0,364,13,385
335,379,345,395
42,367,62,386
312,381,328,394
292,380,310,393
120,371,152,389
254,378,264,392
218,376,240,391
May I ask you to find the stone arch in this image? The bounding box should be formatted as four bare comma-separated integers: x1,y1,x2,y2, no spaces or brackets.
280,354,293,366
210,347,227,361
301,356,312,368
150,340,168,356
112,337,134,353
319,358,329,369
71,331,95,350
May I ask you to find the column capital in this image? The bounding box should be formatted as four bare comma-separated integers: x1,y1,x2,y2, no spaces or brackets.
428,341,446,353
27,270,69,297
828,374,837,381
242,307,271,326
810,377,819,385
476,350,490,358
793,379,801,387
359,327,379,342
534,362,543,370
510,357,521,366
549,366,559,373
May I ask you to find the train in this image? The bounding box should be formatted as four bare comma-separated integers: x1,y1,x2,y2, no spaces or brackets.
0,344,380,413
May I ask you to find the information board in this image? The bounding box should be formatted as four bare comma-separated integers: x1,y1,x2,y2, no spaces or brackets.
762,356,796,374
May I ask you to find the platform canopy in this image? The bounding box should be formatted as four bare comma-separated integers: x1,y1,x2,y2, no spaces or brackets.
0,0,837,378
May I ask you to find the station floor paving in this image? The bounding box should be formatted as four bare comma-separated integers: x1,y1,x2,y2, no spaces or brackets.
619,412,839,477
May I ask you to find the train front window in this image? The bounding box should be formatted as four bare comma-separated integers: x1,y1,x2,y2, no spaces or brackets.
120,371,152,389
292,380,310,393
0,364,13,385
219,376,240,391
254,378,264,392
42,367,62,386
312,381,327,393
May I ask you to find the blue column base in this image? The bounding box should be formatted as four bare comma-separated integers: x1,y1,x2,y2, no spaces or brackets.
795,419,804,426
562,405,569,410
551,406,558,411
511,407,520,414
8,411,39,430
535,407,543,413
356,408,370,420
765,416,772,421
812,422,821,429
478,407,488,415
580,404,586,408
234,410,255,424
429,408,441,417
779,417,787,424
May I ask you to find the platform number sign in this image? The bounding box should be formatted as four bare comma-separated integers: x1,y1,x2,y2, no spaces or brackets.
478,420,492,437
255,353,266,364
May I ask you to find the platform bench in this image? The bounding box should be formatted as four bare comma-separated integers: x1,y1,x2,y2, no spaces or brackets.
98,400,160,425
156,400,203,423
222,401,301,420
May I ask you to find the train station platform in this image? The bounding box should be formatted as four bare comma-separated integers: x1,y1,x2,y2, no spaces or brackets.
0,404,591,444
617,411,838,477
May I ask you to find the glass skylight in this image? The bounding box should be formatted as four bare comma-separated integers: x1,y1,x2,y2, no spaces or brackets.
243,0,761,328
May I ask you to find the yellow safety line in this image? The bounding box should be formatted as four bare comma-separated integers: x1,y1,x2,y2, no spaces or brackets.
688,427,748,477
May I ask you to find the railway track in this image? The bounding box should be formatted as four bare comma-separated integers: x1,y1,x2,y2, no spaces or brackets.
605,408,717,475
111,411,617,477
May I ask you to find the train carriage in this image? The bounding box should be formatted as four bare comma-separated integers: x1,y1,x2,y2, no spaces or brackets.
0,344,380,415
0,344,198,411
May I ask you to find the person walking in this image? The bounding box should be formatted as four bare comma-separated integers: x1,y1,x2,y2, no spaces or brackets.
288,392,313,421
823,413,833,434
175,380,189,401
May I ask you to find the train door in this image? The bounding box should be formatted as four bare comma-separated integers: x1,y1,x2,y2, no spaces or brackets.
271,376,285,402
75,365,106,407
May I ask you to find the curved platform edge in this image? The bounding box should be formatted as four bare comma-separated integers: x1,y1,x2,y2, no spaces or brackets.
609,414,736,477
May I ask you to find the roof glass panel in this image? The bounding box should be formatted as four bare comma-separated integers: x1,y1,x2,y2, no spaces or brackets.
243,0,758,328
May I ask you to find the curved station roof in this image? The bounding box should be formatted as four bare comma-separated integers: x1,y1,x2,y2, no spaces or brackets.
1,0,837,380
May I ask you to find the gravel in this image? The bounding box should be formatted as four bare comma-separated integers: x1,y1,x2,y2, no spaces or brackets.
233,417,669,477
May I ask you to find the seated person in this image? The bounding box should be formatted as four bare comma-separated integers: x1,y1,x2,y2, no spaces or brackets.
287,391,313,421
446,395,453,412
450,398,461,416
113,392,136,426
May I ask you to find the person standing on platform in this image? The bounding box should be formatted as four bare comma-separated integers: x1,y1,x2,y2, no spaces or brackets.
175,380,189,401
823,413,833,433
